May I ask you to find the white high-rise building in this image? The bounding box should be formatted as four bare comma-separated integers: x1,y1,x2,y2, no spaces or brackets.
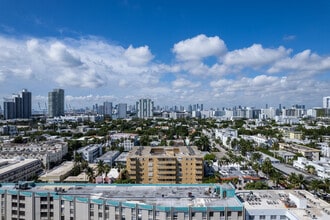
323,96,330,109
136,98,154,118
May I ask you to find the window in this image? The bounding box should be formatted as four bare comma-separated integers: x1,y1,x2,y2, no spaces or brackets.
271,215,277,220
249,216,255,220
280,216,286,220
227,211,231,216
260,215,266,220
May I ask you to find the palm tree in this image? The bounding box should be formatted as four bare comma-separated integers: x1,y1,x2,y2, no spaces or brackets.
85,166,95,183
323,178,330,193
289,173,307,189
261,158,273,178
309,179,323,194
104,164,111,177
252,162,260,176
296,174,307,189
270,171,284,188
97,160,105,176
74,152,84,165
251,152,262,163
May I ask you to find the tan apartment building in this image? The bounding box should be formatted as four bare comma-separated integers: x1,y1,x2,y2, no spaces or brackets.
127,146,204,184
279,143,321,161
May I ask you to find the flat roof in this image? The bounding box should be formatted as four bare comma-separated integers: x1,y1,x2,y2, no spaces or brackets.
237,190,330,220
0,159,39,174
115,152,128,162
3,183,242,208
97,151,120,160
128,146,203,158
40,162,74,177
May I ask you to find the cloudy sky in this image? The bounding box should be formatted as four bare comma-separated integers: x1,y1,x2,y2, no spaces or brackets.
0,0,330,110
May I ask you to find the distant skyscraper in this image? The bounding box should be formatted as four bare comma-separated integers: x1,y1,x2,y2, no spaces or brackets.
22,89,32,118
117,103,127,119
323,96,330,109
3,101,15,120
103,102,112,116
14,94,23,118
136,98,154,118
48,89,65,117
3,89,32,120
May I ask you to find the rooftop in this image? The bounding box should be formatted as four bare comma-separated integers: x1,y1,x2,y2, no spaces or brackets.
1,183,242,208
129,146,203,157
237,190,330,220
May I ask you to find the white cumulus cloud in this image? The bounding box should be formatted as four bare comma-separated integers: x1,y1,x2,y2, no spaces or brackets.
173,34,227,61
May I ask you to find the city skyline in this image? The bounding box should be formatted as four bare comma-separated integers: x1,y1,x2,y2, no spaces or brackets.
0,1,330,108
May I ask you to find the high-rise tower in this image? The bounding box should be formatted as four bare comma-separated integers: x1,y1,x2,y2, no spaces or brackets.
22,89,32,118
3,89,32,120
323,96,330,109
48,89,65,117
136,98,154,118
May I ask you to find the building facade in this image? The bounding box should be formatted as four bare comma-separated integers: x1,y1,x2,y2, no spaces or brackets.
136,98,154,118
0,183,329,220
48,89,65,118
3,89,32,120
0,183,243,220
323,96,330,109
127,146,204,184
0,159,42,182
117,103,127,119
77,144,103,163
103,102,113,116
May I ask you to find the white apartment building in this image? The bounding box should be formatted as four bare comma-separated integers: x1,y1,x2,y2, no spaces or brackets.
1,183,330,220
0,141,68,168
214,128,238,148
0,158,42,182
77,144,103,163
240,189,330,220
293,157,330,179
0,183,244,220
320,142,330,157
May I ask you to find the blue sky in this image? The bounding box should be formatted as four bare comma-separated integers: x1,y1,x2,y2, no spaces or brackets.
0,0,330,109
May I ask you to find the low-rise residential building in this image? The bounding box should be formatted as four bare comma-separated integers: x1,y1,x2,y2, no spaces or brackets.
272,150,295,163
0,125,18,135
215,128,238,148
0,141,68,168
127,146,204,184
293,157,330,179
114,152,128,167
77,144,103,163
39,161,75,183
95,151,120,166
241,134,275,148
239,189,330,220
0,158,42,182
279,143,321,161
